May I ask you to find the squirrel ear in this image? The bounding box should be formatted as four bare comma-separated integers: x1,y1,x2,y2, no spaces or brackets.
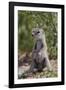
40,29,44,33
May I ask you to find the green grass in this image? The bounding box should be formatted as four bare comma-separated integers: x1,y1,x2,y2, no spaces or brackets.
18,70,57,79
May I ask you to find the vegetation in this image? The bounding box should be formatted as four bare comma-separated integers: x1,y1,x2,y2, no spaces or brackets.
18,10,58,60
19,70,57,79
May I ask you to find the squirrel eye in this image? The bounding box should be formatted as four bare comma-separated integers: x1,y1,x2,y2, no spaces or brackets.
37,31,40,33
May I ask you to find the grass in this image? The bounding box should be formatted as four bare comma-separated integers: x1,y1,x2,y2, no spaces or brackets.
18,70,57,79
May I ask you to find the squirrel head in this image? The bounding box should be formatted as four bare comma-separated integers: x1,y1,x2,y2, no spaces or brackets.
32,28,44,40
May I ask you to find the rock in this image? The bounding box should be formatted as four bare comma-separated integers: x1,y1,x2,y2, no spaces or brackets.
18,65,30,78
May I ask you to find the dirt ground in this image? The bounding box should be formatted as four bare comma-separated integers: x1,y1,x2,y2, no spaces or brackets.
18,59,58,79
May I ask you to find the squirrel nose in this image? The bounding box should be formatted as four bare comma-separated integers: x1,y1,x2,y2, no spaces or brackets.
32,34,33,36
32,33,34,36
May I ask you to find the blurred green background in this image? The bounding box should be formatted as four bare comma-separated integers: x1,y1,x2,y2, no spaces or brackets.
18,10,58,60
